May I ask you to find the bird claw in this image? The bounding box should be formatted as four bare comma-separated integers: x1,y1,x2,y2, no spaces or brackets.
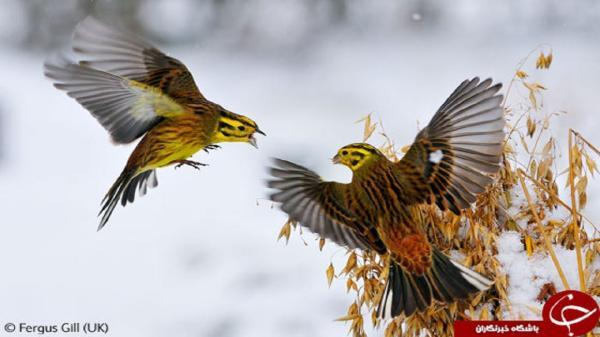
203,144,221,153
174,160,208,170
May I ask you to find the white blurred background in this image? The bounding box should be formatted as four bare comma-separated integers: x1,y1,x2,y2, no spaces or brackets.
0,1,598,336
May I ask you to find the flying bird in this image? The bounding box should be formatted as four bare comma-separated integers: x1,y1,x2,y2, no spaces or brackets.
267,78,503,319
45,17,264,230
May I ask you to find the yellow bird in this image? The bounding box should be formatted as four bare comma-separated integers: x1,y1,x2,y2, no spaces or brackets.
268,78,503,319
44,18,264,230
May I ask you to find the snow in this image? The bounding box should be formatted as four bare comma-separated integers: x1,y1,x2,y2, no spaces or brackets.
0,13,599,337
496,231,597,320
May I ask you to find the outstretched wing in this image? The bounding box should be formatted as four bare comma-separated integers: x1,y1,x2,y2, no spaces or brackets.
268,159,383,252
72,17,203,101
395,77,505,214
44,56,189,144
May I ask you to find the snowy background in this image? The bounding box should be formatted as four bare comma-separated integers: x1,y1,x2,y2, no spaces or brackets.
0,1,599,336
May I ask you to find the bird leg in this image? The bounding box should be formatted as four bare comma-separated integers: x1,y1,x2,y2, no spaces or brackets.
203,144,221,153
172,160,208,170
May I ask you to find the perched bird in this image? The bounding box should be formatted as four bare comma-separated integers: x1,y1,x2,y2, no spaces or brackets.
268,78,503,319
45,17,264,230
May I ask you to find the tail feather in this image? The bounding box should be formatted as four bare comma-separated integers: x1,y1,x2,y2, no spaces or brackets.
377,249,494,319
431,250,477,299
407,273,432,313
450,259,494,291
429,266,454,302
379,263,428,319
98,171,133,231
122,170,158,205
97,169,158,230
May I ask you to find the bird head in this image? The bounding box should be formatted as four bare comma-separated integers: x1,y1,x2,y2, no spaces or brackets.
213,108,265,148
332,143,383,172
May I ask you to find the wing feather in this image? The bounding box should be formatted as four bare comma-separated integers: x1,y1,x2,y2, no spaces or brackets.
268,158,376,251
73,17,203,101
44,56,188,143
395,77,505,213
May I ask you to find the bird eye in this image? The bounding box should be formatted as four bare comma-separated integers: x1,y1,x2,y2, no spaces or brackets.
342,151,348,155
238,126,246,131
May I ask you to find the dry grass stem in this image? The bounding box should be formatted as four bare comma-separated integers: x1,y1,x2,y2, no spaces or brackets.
568,129,587,291
517,169,570,289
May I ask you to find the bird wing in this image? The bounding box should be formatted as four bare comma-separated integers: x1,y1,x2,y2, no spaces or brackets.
72,17,203,102
268,158,380,251
394,77,505,214
44,55,189,144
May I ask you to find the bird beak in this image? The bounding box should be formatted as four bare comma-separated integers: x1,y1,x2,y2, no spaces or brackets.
248,135,259,149
256,127,266,136
332,154,341,164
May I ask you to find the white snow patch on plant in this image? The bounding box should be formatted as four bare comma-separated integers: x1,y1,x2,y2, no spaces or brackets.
496,231,595,320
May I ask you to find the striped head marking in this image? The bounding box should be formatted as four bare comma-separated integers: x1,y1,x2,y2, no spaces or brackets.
332,143,382,171
214,108,265,148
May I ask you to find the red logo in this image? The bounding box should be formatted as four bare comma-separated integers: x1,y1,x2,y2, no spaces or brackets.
542,290,599,337
453,290,599,337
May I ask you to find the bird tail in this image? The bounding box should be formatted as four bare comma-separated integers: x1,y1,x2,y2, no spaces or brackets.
97,168,158,230
377,249,494,319
98,169,135,231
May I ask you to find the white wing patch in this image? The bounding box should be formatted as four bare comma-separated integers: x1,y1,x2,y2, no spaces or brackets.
429,149,444,164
